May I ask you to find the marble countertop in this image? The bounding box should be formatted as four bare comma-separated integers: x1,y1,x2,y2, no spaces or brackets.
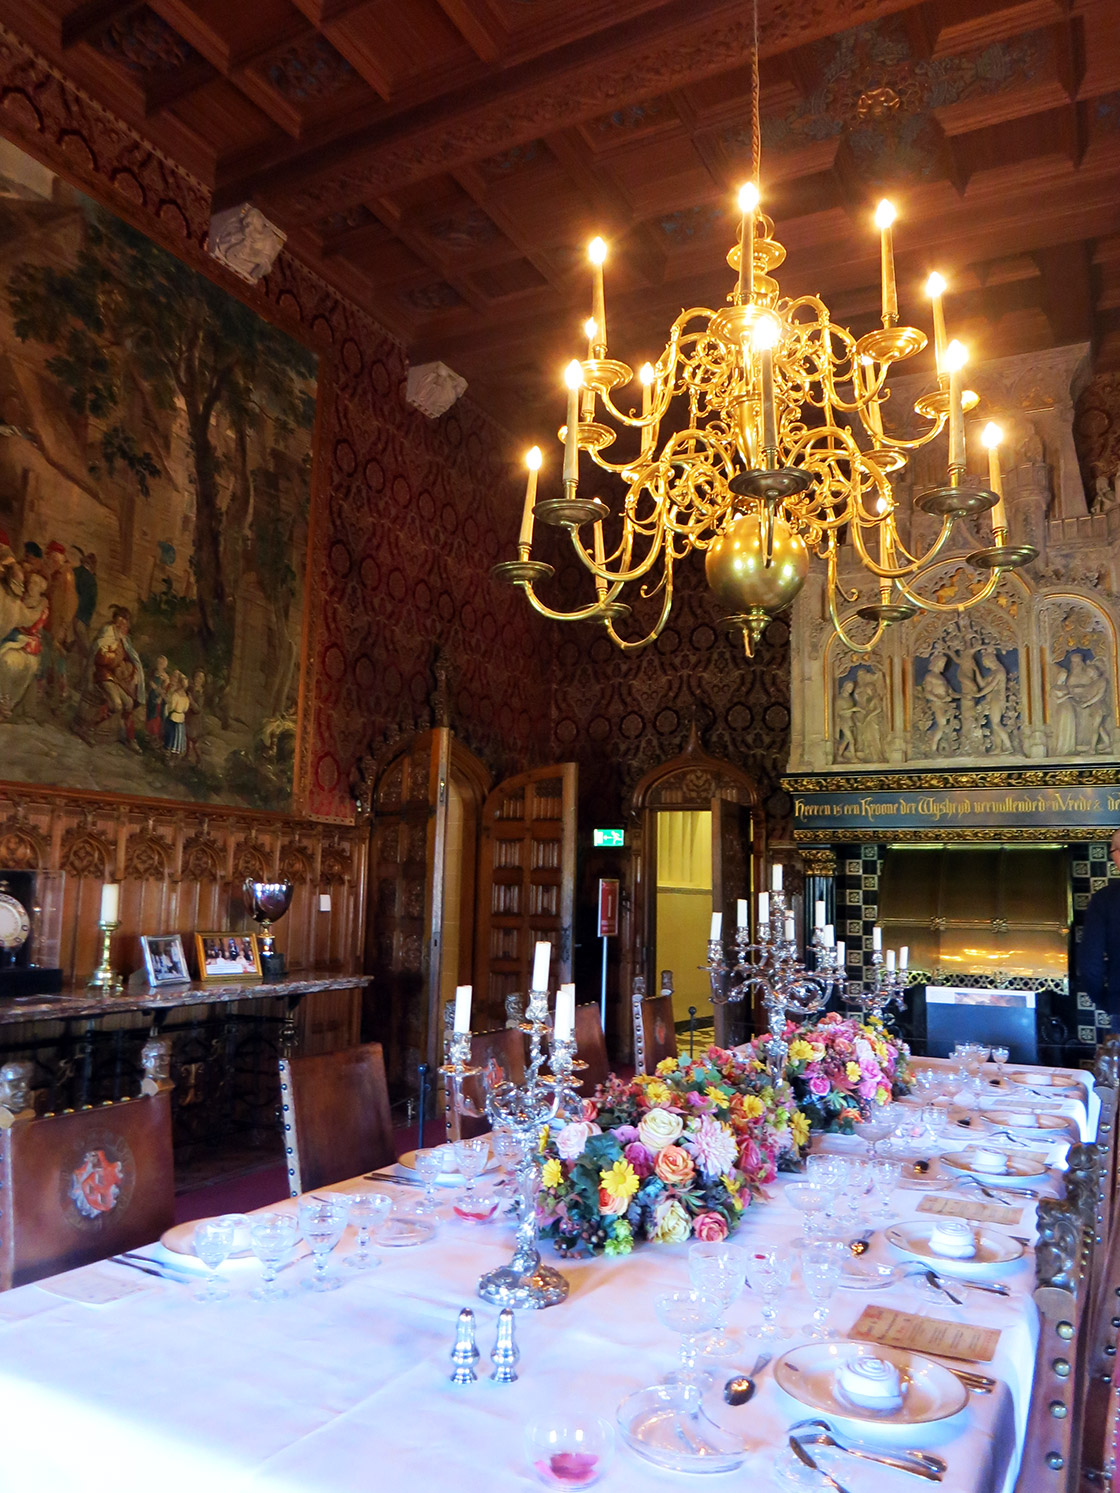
0,971,372,1025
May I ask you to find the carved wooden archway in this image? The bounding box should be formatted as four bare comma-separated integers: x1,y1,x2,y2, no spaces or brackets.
623,726,764,1050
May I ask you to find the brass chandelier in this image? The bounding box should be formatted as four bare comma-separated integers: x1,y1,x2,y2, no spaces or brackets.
492,26,1037,658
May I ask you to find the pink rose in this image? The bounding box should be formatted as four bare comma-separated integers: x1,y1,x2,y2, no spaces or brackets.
655,1144,696,1187
858,1078,878,1101
582,1098,599,1122
809,1075,831,1096
739,1138,763,1176
598,1185,630,1217
692,1211,728,1242
614,1125,640,1145
623,1141,655,1178
555,1120,598,1160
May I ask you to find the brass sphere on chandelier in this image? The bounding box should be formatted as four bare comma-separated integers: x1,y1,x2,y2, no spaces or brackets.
705,512,809,617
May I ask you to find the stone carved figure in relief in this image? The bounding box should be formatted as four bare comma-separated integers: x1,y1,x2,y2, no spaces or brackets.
912,607,1022,759
1093,472,1117,515
920,652,958,754
1051,667,1077,756
975,647,1013,754
853,670,885,761
1066,651,1111,753
834,679,858,761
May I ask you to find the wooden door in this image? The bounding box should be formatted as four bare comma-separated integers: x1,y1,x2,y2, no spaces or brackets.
711,795,755,1047
364,728,451,1088
474,763,577,1028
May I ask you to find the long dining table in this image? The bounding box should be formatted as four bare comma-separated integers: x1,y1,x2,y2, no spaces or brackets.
0,1059,1094,1492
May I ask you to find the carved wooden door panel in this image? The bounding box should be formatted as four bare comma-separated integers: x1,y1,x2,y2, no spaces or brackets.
364,728,451,1087
474,763,577,1028
711,794,755,1047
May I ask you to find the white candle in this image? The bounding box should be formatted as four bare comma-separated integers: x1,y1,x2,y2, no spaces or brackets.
945,340,967,471
99,882,120,924
453,984,473,1034
531,940,551,992
814,900,826,929
821,924,835,948
710,912,723,941
518,446,541,550
926,272,947,377
874,199,897,323
836,940,846,968
758,891,770,926
872,925,882,951
554,983,576,1041
639,362,656,457
592,519,608,603
771,864,783,892
736,182,759,303
563,360,582,484
886,950,896,972
784,915,796,943
588,237,607,352
900,946,909,970
982,422,1007,536
736,898,748,930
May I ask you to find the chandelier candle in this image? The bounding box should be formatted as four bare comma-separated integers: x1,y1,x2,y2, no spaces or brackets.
519,447,542,552
926,273,948,377
562,361,582,483
592,520,608,602
874,200,898,325
737,182,759,303
983,423,1007,537
945,340,968,472
581,320,597,418
753,315,780,457
588,237,607,355
639,362,655,456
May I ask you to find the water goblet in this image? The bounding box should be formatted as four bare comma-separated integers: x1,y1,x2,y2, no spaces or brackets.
297,1195,350,1292
800,1241,845,1340
491,1126,519,1187
868,1159,900,1224
688,1241,748,1356
785,1181,829,1244
193,1216,236,1301
655,1289,723,1395
413,1145,451,1214
453,1137,490,1199
345,1187,392,1269
745,1247,793,1340
857,1111,894,1157
249,1211,299,1300
990,1046,1010,1083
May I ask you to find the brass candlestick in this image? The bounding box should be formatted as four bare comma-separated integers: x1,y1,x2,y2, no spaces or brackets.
87,920,122,996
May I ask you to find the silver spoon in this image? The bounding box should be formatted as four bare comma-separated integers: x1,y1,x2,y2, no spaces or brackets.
723,1351,772,1405
790,1422,945,1481
790,1436,853,1493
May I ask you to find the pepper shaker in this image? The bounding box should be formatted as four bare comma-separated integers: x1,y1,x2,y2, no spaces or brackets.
450,1307,479,1384
490,1306,519,1384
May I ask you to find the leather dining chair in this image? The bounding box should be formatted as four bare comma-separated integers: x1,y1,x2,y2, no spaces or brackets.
279,1041,396,1196
448,1026,527,1141
574,1003,610,1095
637,995,678,1073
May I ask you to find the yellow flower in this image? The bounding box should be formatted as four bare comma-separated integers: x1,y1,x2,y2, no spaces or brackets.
875,1086,890,1106
539,1128,550,1154
788,1039,814,1063
705,1085,731,1106
791,1110,811,1148
650,1197,692,1244
846,1061,861,1082
644,1080,672,1106
656,1056,679,1075
740,1094,765,1121
542,1157,563,1189
599,1158,640,1204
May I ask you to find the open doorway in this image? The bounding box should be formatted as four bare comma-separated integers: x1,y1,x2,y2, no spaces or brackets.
655,810,713,1026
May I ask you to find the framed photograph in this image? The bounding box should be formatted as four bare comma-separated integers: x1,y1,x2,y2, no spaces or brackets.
140,934,191,988
194,932,261,981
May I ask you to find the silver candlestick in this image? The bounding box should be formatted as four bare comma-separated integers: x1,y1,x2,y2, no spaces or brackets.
844,947,907,1024
475,986,584,1311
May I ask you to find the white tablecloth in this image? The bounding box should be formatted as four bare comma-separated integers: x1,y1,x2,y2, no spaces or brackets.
909,1056,1098,1140
0,1137,1058,1493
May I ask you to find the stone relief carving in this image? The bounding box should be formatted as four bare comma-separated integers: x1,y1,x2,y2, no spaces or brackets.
910,610,1022,760
833,661,886,762
1044,600,1116,757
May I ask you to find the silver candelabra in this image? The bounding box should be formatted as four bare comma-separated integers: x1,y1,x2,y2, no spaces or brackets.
704,890,846,1085
458,983,585,1310
843,946,908,1025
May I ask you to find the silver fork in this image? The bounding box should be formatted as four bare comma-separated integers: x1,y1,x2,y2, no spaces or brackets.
789,1422,944,1482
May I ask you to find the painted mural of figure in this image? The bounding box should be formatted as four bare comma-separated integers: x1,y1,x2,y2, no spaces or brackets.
1068,652,1111,753
185,668,207,765
835,679,857,760
145,656,170,748
1051,666,1077,756
0,571,49,719
0,527,26,644
162,670,190,756
853,670,885,761
72,549,98,646
922,652,957,754
74,606,145,751
976,646,1013,754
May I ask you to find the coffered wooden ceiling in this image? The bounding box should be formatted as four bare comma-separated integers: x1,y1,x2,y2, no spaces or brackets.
9,0,1120,437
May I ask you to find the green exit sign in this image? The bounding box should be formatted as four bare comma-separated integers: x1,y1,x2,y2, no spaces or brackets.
593,827,626,847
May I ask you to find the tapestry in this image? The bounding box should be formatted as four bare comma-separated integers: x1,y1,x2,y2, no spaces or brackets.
0,138,317,810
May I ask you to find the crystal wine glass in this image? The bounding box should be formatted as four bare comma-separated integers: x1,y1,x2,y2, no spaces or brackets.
990,1046,1010,1083
491,1126,519,1188
867,1159,900,1224
785,1181,830,1244
800,1242,845,1340
688,1242,747,1356
745,1247,793,1340
655,1289,723,1394
297,1195,350,1292
413,1145,451,1214
249,1211,299,1300
193,1216,236,1301
345,1187,393,1269
453,1137,490,1198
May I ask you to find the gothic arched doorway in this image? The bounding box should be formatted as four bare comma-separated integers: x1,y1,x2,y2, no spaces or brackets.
624,730,762,1049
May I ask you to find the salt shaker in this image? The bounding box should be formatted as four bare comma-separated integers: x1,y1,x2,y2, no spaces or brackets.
450,1307,479,1384
490,1306,519,1384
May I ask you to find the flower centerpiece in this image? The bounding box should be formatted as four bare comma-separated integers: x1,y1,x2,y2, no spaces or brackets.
746,1014,911,1135
537,1048,810,1258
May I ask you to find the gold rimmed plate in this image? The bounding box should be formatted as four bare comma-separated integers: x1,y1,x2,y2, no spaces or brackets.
774,1341,968,1440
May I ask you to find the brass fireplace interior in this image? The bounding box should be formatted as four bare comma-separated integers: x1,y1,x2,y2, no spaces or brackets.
878,846,1070,981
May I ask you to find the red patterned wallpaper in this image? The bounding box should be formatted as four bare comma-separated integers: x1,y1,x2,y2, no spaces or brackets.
0,27,554,822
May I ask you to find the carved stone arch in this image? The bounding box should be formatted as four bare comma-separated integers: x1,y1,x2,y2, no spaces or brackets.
59,826,113,879
123,826,172,881
0,811,47,870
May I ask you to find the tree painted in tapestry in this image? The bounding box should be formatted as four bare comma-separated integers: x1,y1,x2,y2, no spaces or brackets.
0,148,316,809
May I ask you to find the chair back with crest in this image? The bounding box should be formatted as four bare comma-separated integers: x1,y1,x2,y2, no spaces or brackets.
574,1003,610,1095
0,1053,174,1291
639,996,678,1072
447,1027,527,1140
279,1042,395,1196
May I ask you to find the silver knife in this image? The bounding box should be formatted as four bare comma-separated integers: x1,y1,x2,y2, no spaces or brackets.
790,1437,852,1493
364,1172,425,1188
111,1254,193,1284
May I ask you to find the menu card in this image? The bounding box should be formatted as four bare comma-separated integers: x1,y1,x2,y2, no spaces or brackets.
852,1304,1000,1363
917,1193,1023,1226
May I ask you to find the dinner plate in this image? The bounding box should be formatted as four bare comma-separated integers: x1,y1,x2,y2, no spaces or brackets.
984,1108,1071,1137
616,1384,750,1473
378,1214,436,1246
1007,1071,1085,1095
161,1214,308,1265
885,1219,1024,1272
939,1149,1048,1184
396,1146,497,1186
773,1341,968,1438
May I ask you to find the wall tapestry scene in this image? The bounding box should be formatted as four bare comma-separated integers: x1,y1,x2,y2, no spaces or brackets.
0,137,317,809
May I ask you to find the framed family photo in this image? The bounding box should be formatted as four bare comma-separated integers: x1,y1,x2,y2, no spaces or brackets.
140,933,190,987
195,933,261,981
